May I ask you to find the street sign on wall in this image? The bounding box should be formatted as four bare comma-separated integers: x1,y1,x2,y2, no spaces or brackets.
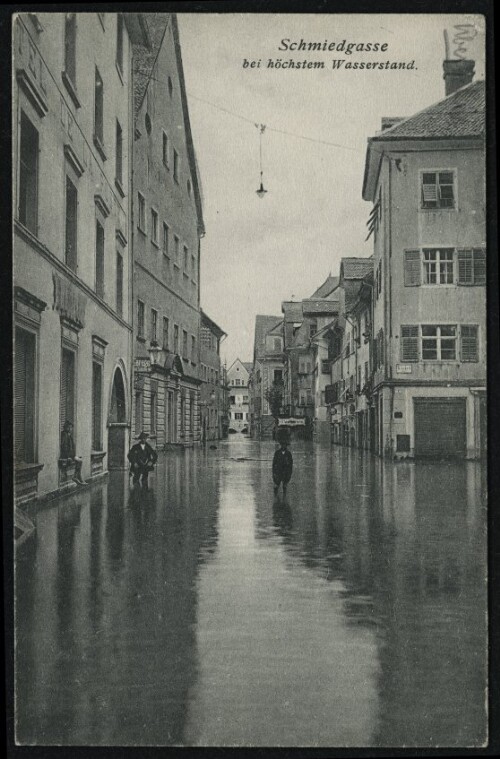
396,364,412,374
277,417,306,426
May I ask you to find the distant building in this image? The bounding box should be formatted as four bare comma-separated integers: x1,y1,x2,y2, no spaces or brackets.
362,61,485,458
249,316,284,439
199,310,226,442
227,359,252,433
13,12,149,504
131,13,205,448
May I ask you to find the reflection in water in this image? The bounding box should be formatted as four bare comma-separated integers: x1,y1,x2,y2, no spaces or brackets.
15,441,487,746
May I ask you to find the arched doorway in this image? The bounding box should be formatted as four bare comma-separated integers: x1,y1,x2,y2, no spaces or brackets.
108,366,128,469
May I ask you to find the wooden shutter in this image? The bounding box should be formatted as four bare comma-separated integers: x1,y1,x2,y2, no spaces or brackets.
61,348,75,430
473,249,486,285
404,250,421,286
460,325,479,362
457,249,473,284
15,328,36,462
401,325,419,362
92,362,102,449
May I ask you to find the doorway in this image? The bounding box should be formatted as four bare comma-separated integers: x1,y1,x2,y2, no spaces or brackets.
108,367,127,469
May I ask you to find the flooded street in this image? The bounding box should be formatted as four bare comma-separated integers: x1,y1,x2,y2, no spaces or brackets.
15,437,487,747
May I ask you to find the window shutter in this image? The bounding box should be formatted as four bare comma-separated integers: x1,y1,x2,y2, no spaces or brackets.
92,362,102,449
401,325,419,362
457,249,473,284
473,249,486,285
460,325,478,362
422,183,437,203
404,250,421,286
61,348,75,430
15,328,35,462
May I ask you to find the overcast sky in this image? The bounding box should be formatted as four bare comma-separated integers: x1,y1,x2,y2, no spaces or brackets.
177,13,485,367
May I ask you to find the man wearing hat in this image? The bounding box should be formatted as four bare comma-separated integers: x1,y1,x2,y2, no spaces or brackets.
60,420,85,485
127,432,158,486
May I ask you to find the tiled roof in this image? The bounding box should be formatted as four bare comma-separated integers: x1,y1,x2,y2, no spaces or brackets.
340,257,374,280
282,301,304,323
302,299,339,315
311,275,339,298
372,80,485,141
254,315,282,359
242,362,253,373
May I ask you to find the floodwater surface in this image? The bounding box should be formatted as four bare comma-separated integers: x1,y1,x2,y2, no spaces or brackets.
15,438,487,746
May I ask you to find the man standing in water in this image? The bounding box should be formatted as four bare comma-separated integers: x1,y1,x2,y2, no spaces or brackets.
272,436,293,496
128,431,158,487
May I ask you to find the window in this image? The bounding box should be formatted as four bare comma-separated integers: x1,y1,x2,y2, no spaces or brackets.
116,251,123,316
274,369,283,383
235,412,243,420
138,192,146,232
191,254,196,278
19,112,39,234
95,220,105,298
458,249,486,285
299,359,311,374
243,395,248,403
184,245,188,270
116,14,124,74
174,324,179,353
173,149,179,183
65,175,78,271
162,223,170,257
115,121,123,186
162,317,169,349
321,360,330,375
168,76,173,97
64,13,76,85
60,347,76,431
422,325,457,361
423,248,454,285
377,261,382,297
230,395,236,404
151,309,158,342
421,171,455,209
162,131,169,166
14,327,36,463
191,335,196,363
92,361,103,450
400,325,419,362
309,321,318,339
182,330,188,358
151,209,159,245
137,299,145,338
94,67,104,147
460,325,479,362
174,235,180,263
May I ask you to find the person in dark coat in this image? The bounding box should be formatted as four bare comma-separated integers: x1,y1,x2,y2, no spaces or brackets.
128,431,158,486
272,438,293,496
60,420,85,485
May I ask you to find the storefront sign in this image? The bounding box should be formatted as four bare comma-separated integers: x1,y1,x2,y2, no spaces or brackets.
277,417,306,427
134,358,150,369
396,364,412,374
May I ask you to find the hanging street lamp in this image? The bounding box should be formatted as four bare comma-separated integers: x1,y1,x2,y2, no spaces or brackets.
255,123,268,198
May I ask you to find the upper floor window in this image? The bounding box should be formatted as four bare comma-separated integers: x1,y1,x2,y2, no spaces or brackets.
174,235,180,263
95,220,105,299
162,131,169,167
422,325,456,360
162,223,169,257
404,247,486,287
163,317,169,349
309,321,317,339
19,111,39,234
65,175,78,271
174,324,179,353
184,245,188,270
116,14,124,74
151,309,158,342
182,330,188,358
138,192,146,232
421,171,455,210
64,13,77,86
173,149,179,183
94,67,104,149
401,324,477,362
115,120,123,187
151,209,159,245
191,336,196,363
116,251,123,317
137,300,145,338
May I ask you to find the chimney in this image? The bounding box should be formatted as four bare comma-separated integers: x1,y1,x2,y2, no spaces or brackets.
443,59,475,96
381,117,404,132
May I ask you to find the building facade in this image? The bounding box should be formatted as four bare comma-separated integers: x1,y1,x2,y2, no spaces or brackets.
131,13,205,449
13,12,148,504
199,310,226,442
227,359,251,433
249,316,284,439
362,62,486,459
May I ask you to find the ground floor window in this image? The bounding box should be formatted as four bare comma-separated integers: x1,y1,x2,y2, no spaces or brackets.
15,327,36,463
92,361,103,449
61,347,76,430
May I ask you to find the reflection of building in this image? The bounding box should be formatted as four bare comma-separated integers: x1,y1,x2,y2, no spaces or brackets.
362,61,486,458
227,358,251,432
199,310,226,442
249,316,284,439
131,13,205,448
13,13,148,503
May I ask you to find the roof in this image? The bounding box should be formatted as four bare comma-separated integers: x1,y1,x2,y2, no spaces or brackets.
311,275,339,298
242,362,253,373
200,309,226,339
340,257,374,280
253,315,282,360
363,79,485,201
281,301,304,322
371,80,484,141
302,299,340,315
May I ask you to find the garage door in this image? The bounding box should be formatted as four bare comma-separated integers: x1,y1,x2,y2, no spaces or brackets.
414,398,466,458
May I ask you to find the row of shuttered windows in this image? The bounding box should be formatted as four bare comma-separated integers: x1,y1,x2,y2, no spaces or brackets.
134,387,196,439
400,324,479,362
404,248,486,286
